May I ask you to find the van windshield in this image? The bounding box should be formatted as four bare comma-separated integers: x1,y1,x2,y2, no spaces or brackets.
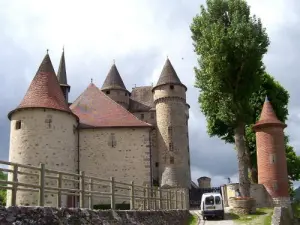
205,196,214,205
215,196,221,204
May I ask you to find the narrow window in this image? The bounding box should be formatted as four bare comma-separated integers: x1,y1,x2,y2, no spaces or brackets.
168,126,173,139
108,133,117,147
150,112,154,119
155,162,159,167
270,154,276,164
15,120,21,130
45,118,52,128
169,142,173,151
170,85,174,90
170,156,174,164
273,181,278,191
141,114,144,120
125,93,127,96
106,90,110,94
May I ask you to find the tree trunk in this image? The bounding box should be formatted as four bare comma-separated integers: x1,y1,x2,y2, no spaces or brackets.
234,122,251,197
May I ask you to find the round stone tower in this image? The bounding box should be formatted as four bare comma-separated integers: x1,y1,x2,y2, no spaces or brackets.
197,176,211,189
7,52,79,207
253,97,290,207
153,58,191,189
101,62,130,109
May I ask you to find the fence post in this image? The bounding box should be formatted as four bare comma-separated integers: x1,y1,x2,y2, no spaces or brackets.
175,189,178,209
154,187,157,210
146,184,150,210
38,163,45,206
130,181,135,210
79,171,85,208
11,164,18,206
168,190,171,209
57,172,62,207
143,187,146,210
158,187,162,209
181,190,184,209
110,177,115,210
88,178,93,209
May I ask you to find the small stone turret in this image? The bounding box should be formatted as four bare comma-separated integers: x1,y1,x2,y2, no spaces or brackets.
197,176,211,189
57,49,70,103
7,52,78,207
253,97,290,207
153,58,191,189
101,62,130,109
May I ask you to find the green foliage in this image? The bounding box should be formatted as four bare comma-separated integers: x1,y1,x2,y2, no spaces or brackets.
191,0,269,127
0,171,7,206
191,0,269,197
188,214,198,225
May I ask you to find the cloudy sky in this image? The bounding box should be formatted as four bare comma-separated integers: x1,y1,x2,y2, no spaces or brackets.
0,0,299,188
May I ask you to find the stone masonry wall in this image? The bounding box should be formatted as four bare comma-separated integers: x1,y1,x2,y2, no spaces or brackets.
7,108,78,207
0,207,191,225
79,127,152,207
154,84,190,189
103,89,129,109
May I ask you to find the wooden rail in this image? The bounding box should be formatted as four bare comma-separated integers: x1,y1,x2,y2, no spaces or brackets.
0,160,189,210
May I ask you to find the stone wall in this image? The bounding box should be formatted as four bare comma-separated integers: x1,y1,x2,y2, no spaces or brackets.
79,127,152,206
272,207,293,225
7,108,78,207
223,183,272,208
0,207,191,225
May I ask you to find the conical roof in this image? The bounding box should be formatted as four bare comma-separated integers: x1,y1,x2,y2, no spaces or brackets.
57,49,69,86
70,83,152,128
253,96,286,130
8,52,73,119
153,58,187,91
101,63,127,91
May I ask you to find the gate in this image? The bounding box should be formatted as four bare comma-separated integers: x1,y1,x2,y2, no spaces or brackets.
189,186,222,208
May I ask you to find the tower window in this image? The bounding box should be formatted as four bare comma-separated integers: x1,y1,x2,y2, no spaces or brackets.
169,142,173,151
141,114,144,119
269,154,276,164
155,162,159,167
273,181,278,191
150,112,154,119
170,157,174,164
170,85,174,90
106,90,110,94
15,120,21,130
125,93,127,96
108,133,117,148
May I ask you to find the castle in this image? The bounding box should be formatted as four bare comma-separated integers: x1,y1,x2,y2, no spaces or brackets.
7,50,191,207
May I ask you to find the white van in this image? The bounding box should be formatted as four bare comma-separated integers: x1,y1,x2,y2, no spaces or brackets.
200,192,224,220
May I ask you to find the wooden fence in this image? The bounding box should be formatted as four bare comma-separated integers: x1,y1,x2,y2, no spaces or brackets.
0,160,188,210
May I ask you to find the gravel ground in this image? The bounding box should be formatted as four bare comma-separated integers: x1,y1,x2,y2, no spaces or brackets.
190,208,236,225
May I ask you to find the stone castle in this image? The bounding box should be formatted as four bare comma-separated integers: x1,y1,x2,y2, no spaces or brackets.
6,50,191,207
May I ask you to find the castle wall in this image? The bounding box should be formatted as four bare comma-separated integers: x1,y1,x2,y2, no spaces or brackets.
103,89,129,109
153,85,190,188
7,108,78,207
79,127,152,207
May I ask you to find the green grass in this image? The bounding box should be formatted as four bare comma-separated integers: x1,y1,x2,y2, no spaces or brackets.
229,208,273,224
188,214,198,225
292,201,300,218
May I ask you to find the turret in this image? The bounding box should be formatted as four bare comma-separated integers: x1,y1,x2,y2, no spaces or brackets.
101,62,130,109
253,97,290,207
152,58,191,189
57,48,70,103
7,52,79,207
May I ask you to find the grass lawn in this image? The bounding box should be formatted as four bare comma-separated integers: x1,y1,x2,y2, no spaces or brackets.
292,201,300,219
188,213,198,225
228,208,273,225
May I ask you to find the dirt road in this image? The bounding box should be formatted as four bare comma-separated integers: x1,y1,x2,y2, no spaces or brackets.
190,209,236,225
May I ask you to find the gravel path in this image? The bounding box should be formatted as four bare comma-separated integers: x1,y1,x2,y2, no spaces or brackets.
190,208,236,225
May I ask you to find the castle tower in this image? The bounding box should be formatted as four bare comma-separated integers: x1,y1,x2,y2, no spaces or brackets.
101,62,130,109
7,52,79,207
253,97,290,207
57,49,70,103
152,58,191,189
197,176,211,189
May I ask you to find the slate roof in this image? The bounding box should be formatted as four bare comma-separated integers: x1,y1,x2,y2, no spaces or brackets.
8,53,73,119
153,58,186,90
70,83,152,128
129,86,155,112
101,63,127,91
57,50,69,86
253,96,286,129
